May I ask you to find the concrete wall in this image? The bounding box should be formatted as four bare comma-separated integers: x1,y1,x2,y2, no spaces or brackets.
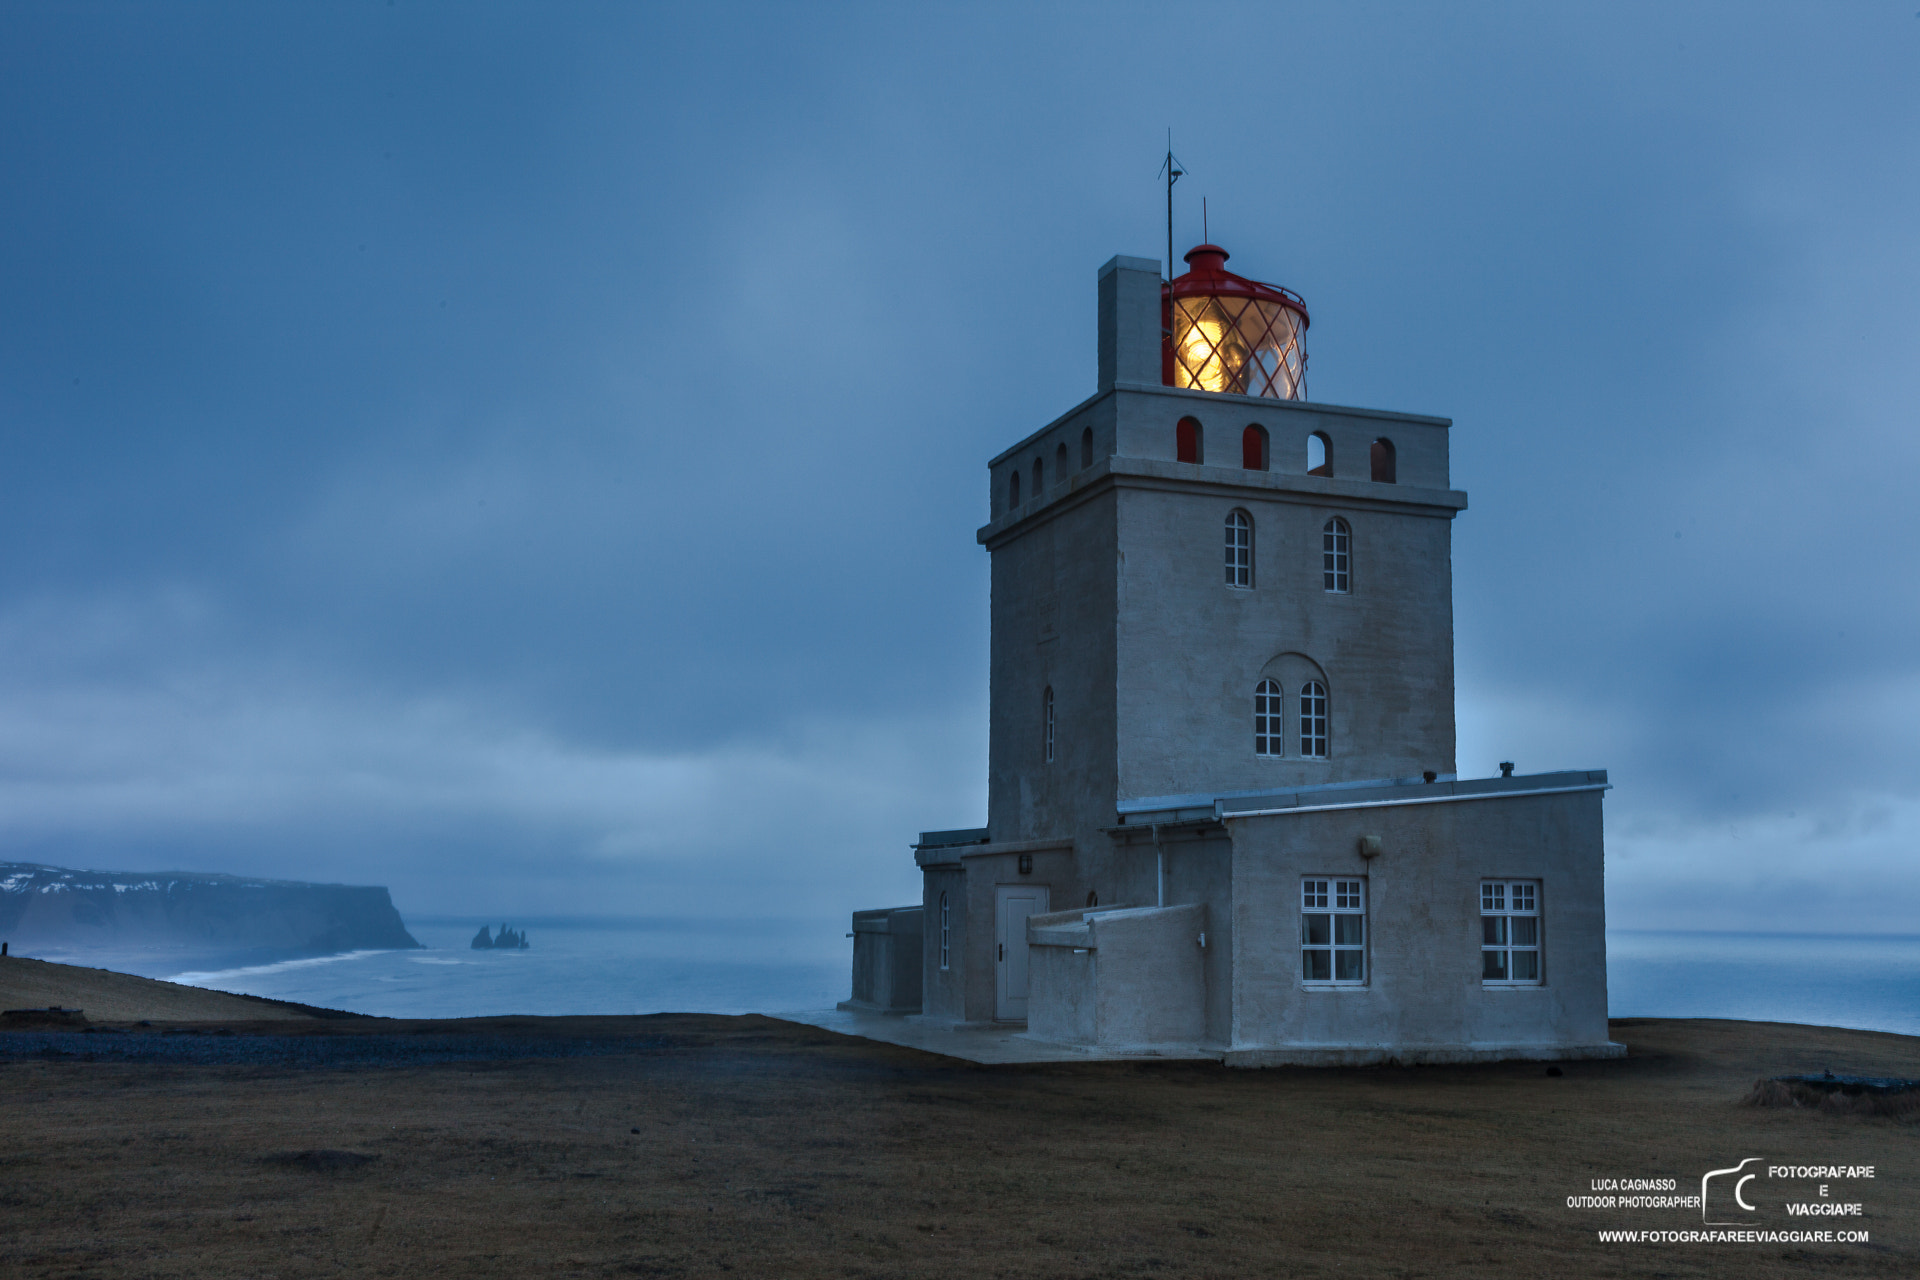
1111,455,1460,800
1028,902,1209,1048
1098,255,1164,391
841,906,922,1014
1226,786,1613,1062
919,867,966,1021
1100,825,1237,1044
1112,388,1452,491
922,842,1074,1025
985,476,1118,852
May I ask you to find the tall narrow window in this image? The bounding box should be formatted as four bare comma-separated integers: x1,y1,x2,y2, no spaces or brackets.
1224,510,1253,588
1009,470,1021,509
1370,437,1397,483
1302,877,1366,984
1322,517,1350,593
1054,442,1068,485
1254,680,1283,756
1080,426,1093,469
1242,424,1269,471
1482,881,1541,984
1042,686,1055,763
939,891,950,970
1176,416,1203,464
1307,431,1332,476
1032,457,1044,497
1299,681,1328,757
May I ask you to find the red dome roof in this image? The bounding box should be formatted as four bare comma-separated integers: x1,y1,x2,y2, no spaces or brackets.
1166,244,1309,327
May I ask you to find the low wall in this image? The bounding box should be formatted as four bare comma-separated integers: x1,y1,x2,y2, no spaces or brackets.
1028,903,1208,1049
839,906,922,1014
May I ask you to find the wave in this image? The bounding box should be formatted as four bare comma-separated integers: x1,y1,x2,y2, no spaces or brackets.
167,949,395,985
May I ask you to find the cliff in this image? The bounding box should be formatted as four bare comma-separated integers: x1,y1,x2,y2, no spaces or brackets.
0,863,420,956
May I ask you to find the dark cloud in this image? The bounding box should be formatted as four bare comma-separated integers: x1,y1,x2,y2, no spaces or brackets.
1,4,1915,929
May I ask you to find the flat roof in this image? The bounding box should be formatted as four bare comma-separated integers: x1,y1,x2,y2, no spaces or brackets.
1116,769,1609,825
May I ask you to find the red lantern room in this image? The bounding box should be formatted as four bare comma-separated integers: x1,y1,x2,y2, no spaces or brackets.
1163,244,1309,400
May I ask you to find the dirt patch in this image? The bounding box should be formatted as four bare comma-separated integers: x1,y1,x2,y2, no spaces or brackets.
262,1149,380,1172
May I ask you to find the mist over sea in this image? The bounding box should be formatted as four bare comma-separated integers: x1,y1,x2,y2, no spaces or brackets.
30,921,1920,1035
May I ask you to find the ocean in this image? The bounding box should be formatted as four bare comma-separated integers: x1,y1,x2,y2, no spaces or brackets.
128,917,849,1021
69,920,1920,1036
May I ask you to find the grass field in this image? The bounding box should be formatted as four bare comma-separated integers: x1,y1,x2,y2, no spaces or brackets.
2,961,1917,1278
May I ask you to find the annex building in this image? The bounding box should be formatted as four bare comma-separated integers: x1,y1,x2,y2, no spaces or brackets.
842,245,1620,1065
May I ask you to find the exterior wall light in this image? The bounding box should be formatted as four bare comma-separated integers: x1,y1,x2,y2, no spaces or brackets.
1017,853,1033,875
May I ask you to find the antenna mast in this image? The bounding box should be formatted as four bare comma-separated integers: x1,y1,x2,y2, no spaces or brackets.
1158,132,1185,281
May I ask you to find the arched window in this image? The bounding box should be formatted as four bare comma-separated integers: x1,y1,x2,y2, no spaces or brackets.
1080,426,1093,469
1043,686,1055,763
1299,681,1329,758
1255,679,1283,757
1176,416,1203,464
1054,442,1068,484
1242,424,1269,471
938,891,950,970
1086,889,1098,907
1370,437,1396,484
1322,517,1351,593
1033,457,1044,497
1009,469,1021,509
1307,431,1332,476
1224,510,1253,589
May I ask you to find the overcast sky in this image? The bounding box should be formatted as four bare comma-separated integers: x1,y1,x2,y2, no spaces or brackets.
2,3,1916,936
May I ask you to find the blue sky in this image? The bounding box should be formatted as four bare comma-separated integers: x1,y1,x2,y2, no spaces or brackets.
1,3,1916,934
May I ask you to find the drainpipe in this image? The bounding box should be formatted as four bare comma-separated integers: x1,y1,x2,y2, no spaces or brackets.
1150,823,1166,908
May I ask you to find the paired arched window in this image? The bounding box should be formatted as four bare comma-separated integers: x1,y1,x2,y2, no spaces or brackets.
1225,510,1253,589
1176,416,1203,464
1299,681,1329,757
1307,431,1332,476
1080,426,1093,469
1254,680,1283,756
1042,686,1055,763
1242,424,1269,471
1008,469,1021,509
1322,517,1351,593
938,891,950,970
1370,438,1396,484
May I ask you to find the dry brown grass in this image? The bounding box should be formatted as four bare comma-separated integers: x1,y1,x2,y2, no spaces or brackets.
0,956,326,1023
2,1013,1918,1278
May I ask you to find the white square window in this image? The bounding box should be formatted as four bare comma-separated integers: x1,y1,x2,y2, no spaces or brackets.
1481,879,1541,985
1302,877,1366,985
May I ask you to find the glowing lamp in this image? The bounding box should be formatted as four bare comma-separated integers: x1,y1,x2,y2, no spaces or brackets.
1163,244,1309,400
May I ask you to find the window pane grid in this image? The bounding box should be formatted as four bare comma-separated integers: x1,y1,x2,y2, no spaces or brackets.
1043,687,1055,763
1254,680,1282,757
1302,877,1365,985
1322,517,1350,593
1299,681,1328,758
1481,879,1541,985
1225,511,1253,588
938,892,950,971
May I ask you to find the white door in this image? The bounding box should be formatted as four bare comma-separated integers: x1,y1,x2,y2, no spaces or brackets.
994,884,1049,1021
